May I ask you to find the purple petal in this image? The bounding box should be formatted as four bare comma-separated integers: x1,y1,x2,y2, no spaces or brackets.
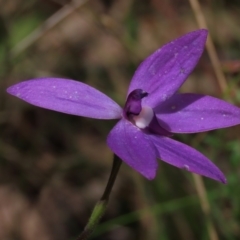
7,78,122,119
107,119,158,180
155,93,240,133
149,134,226,183
128,29,208,108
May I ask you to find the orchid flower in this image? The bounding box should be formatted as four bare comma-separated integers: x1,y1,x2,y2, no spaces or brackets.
7,29,240,183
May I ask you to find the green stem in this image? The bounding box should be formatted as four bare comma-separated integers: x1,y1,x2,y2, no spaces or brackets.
76,154,122,240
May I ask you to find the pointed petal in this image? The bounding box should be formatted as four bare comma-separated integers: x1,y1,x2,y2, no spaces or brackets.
149,135,226,183
128,29,208,107
107,119,158,180
155,93,240,133
7,78,122,119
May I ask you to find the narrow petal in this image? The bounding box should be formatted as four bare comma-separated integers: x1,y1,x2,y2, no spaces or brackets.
107,119,158,180
7,78,122,119
155,93,240,133
149,134,226,183
128,29,208,108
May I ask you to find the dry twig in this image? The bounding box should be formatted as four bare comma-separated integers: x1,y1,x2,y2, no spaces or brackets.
11,0,89,57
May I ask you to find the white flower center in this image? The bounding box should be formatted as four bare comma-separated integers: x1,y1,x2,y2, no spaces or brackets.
133,106,154,129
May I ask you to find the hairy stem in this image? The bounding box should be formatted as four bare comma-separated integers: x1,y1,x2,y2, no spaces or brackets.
76,154,122,240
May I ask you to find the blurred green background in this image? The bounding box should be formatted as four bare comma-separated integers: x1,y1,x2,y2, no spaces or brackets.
1,0,240,239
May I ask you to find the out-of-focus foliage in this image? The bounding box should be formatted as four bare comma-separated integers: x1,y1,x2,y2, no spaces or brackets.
0,0,240,239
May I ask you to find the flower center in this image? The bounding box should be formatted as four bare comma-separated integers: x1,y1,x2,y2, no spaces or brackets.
123,89,148,118
123,89,172,136
123,89,148,117
123,89,154,129
133,107,154,129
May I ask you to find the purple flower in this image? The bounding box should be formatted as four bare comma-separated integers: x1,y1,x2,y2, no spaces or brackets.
7,29,240,183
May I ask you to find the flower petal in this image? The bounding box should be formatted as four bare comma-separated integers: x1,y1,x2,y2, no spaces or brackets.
107,119,158,180
155,93,240,133
7,78,122,119
149,134,226,183
128,29,208,108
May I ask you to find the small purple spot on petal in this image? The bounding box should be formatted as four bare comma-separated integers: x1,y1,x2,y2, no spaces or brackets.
162,94,167,101
180,68,186,74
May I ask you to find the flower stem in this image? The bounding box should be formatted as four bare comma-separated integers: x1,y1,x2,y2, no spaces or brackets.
76,154,122,240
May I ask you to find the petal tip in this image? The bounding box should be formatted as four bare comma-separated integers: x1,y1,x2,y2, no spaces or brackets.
220,177,227,184
186,29,208,43
141,169,157,180
199,28,208,34
194,28,208,35
6,85,15,95
200,28,208,38
215,172,227,184
6,83,23,97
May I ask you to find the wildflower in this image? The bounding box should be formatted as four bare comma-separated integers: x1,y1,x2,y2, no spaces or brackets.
7,29,240,183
